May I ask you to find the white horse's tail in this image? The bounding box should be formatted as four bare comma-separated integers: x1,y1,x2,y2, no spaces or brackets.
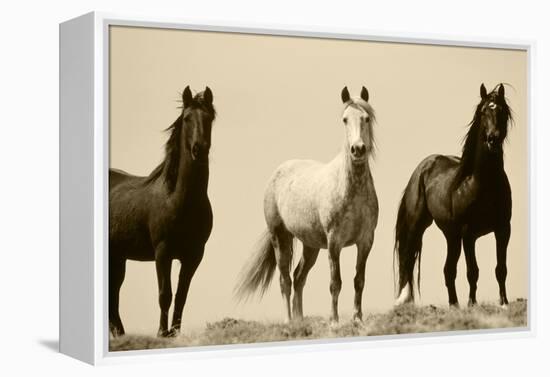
234,230,287,300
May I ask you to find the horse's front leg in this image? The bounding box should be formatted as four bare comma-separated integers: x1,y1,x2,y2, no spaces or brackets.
170,247,204,336
155,244,173,337
443,233,462,307
328,241,342,323
353,233,374,322
495,223,511,307
463,233,479,306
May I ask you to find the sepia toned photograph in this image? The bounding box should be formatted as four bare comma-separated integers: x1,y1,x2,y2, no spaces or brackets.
107,25,528,352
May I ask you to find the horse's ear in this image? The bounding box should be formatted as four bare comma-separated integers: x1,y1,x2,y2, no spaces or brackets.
497,83,505,100
480,83,487,99
204,86,213,105
341,86,350,103
360,86,369,102
182,86,193,107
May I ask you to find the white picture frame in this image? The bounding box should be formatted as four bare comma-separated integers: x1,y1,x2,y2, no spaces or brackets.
59,11,536,365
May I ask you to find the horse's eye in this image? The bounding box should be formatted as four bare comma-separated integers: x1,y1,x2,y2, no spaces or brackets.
343,118,348,124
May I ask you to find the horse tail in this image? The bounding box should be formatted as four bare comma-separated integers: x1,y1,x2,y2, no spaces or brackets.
234,230,280,300
393,163,432,304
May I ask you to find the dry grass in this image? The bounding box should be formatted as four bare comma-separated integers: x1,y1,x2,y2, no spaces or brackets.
109,299,527,352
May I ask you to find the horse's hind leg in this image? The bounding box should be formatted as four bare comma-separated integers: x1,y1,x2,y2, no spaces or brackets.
109,257,126,337
495,223,510,307
353,232,374,321
292,245,320,319
271,228,294,323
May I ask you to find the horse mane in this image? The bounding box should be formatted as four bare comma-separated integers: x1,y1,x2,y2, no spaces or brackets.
452,85,512,188
144,92,216,191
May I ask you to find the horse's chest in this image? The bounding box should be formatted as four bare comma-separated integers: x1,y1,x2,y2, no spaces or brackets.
150,201,213,250
467,195,508,230
323,192,375,246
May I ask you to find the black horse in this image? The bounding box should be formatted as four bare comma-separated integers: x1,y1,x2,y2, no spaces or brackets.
394,83,513,308
109,86,216,337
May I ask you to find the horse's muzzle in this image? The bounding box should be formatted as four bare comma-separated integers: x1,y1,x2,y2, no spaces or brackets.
351,142,367,160
486,136,502,153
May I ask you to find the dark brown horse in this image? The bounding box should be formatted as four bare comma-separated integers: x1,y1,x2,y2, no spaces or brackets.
109,86,216,337
394,83,513,308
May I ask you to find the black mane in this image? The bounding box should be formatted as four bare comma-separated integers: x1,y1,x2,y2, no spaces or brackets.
144,92,216,191
453,85,512,187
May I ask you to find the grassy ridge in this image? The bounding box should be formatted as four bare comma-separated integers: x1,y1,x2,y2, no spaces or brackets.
110,299,527,352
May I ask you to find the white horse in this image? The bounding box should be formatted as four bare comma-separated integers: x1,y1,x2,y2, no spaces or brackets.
236,87,378,323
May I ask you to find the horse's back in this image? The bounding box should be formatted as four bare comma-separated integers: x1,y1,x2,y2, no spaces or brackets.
109,168,135,190
108,168,155,259
414,154,459,176
275,158,324,174
404,154,458,192
266,159,327,204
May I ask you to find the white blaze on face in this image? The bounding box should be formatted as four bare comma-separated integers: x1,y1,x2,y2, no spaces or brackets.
342,105,370,149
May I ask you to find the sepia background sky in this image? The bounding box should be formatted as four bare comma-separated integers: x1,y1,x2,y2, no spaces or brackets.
109,26,528,334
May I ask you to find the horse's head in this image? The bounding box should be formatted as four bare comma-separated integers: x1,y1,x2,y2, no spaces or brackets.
477,83,511,154
341,86,375,164
180,86,216,163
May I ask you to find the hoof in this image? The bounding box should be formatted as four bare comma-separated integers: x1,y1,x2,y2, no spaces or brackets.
292,313,304,322
352,313,363,323
394,284,414,306
157,328,172,338
167,327,180,337
468,299,477,307
394,299,414,307
449,302,460,309
501,304,509,310
109,325,125,338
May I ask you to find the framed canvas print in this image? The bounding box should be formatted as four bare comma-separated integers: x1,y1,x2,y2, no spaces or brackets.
59,12,534,365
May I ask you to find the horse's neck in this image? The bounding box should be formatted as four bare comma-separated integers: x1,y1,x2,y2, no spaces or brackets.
169,150,209,206
336,150,371,196
470,146,505,185
454,145,504,203
451,147,504,217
